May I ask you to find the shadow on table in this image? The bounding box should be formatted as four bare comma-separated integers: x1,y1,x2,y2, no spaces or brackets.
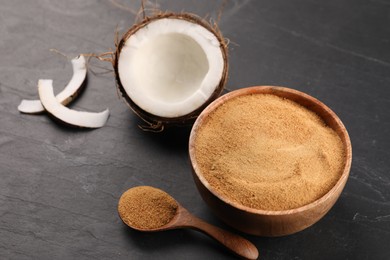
121,225,238,259
133,118,193,154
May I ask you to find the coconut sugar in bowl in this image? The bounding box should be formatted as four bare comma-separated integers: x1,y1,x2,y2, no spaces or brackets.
189,86,352,236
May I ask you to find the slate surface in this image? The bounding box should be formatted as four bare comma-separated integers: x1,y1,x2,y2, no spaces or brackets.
1,0,389,259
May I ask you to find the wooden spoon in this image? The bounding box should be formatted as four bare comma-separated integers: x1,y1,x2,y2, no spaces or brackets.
118,187,259,260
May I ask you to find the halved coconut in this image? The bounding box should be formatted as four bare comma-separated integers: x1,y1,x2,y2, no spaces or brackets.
38,79,109,128
114,13,228,131
18,55,87,114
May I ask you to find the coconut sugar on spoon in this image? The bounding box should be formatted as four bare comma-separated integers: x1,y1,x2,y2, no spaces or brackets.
194,93,345,211
118,186,178,230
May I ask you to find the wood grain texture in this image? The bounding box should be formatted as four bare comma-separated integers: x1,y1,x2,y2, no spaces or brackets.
171,207,259,260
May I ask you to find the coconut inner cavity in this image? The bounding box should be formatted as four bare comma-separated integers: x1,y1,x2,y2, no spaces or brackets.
133,33,209,103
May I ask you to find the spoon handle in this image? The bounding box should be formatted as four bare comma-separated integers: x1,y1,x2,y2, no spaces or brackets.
177,207,259,260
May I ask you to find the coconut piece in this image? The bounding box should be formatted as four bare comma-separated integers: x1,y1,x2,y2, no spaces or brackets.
114,13,228,130
38,79,109,128
18,55,87,114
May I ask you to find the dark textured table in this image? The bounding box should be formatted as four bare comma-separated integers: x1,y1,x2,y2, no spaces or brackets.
1,0,389,259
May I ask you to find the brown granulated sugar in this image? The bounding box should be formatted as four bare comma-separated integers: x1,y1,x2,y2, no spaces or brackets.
194,94,345,211
118,186,178,229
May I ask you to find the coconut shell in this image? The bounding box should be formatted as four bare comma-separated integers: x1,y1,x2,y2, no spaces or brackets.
114,12,229,132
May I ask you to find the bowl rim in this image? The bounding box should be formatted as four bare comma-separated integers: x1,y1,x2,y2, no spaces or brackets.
189,85,352,216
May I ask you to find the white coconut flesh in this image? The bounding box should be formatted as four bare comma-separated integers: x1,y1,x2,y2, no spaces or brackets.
38,79,109,128
118,18,225,118
18,55,87,114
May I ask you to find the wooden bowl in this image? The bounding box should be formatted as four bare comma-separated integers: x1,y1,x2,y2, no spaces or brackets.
189,86,352,236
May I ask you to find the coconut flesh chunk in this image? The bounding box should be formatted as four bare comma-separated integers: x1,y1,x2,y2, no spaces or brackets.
18,55,87,114
118,17,225,119
38,79,109,128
